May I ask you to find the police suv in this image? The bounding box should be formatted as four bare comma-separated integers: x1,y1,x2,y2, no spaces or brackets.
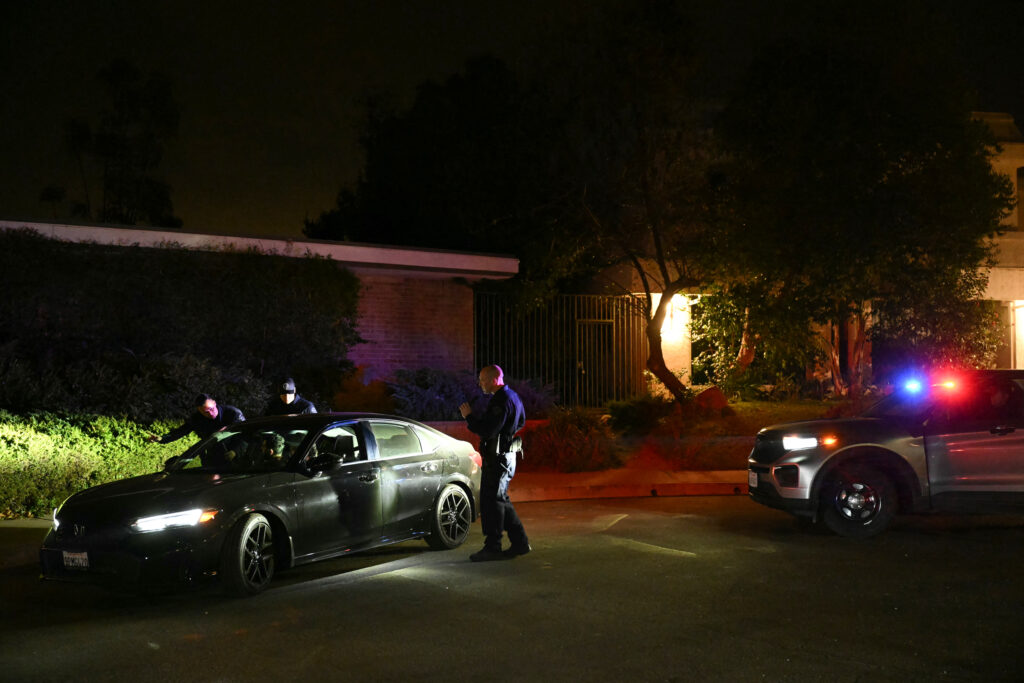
748,370,1024,537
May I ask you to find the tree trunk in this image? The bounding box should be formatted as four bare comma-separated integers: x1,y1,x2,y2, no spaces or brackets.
847,311,868,396
645,293,690,403
734,306,757,374
828,321,848,396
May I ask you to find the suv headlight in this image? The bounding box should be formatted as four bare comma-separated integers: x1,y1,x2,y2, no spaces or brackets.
131,508,218,533
782,435,819,451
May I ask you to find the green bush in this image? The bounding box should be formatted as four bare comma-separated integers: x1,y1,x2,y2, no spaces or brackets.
606,393,677,435
0,411,185,519
521,408,619,472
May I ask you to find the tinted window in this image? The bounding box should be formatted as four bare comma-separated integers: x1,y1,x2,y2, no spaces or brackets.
370,422,423,457
942,379,1024,427
174,425,310,473
309,424,363,464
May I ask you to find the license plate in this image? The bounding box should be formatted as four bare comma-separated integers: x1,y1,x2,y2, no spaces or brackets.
748,470,758,488
63,551,89,570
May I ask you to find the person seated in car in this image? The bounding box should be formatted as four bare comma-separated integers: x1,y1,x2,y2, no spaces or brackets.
259,433,288,468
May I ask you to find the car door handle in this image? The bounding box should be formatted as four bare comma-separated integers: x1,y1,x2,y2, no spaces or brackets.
359,473,378,483
420,462,438,473
991,425,1016,436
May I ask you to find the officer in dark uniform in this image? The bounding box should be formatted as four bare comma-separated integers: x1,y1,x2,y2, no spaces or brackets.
459,364,531,561
264,378,317,416
149,393,245,444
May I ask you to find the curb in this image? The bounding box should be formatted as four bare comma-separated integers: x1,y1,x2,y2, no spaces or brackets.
513,482,747,502
511,469,749,503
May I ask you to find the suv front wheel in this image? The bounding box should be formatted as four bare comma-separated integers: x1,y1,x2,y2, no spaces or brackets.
820,464,897,538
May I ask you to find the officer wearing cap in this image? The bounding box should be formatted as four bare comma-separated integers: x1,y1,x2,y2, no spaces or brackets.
149,393,245,443
265,377,317,416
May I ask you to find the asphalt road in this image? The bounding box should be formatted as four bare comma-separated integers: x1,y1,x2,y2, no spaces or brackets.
3,496,1024,682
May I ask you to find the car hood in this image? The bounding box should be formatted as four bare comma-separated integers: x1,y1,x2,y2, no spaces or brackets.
60,471,259,522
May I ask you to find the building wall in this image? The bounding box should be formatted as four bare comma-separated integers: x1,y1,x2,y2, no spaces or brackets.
347,273,475,381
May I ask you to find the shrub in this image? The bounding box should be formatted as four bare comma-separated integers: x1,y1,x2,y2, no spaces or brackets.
0,411,183,519
606,393,676,435
0,229,360,418
388,368,556,421
521,408,620,472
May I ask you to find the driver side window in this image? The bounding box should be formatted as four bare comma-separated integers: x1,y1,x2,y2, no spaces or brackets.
310,425,363,464
944,380,1024,429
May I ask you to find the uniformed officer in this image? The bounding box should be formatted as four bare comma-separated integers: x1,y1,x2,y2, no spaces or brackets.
459,364,531,561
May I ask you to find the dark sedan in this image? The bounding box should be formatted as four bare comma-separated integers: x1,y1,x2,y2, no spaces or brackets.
40,413,481,595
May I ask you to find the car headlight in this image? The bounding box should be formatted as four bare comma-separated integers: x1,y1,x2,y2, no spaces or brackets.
782,435,819,451
131,508,218,533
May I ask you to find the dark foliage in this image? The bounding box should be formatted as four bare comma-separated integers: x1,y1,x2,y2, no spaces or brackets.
304,55,603,303
49,59,183,228
605,394,677,436
0,229,361,420
387,368,556,422
520,408,620,472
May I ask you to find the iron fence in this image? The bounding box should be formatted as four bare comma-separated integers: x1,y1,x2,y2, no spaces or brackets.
475,292,649,407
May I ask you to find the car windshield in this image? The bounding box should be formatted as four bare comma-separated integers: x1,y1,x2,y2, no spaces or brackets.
861,389,936,420
169,424,311,473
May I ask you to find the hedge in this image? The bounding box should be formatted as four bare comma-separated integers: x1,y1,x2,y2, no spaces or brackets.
0,228,361,421
0,411,189,518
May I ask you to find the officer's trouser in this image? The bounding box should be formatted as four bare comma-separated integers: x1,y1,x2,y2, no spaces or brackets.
480,451,528,551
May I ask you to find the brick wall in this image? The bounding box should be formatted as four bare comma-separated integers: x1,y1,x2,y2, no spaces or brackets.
348,273,475,380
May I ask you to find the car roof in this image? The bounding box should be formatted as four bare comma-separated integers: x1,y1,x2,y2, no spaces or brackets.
238,413,433,429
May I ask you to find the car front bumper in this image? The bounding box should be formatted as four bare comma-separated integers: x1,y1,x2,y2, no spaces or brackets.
39,528,223,588
747,464,817,517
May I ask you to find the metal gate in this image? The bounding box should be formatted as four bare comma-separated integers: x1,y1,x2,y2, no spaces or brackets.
474,293,649,407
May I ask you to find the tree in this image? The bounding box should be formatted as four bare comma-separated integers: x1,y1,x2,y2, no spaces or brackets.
45,59,182,228
713,8,1014,394
544,0,727,402
306,1,727,403
304,56,595,301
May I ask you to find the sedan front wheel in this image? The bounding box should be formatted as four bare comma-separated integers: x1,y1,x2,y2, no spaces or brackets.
221,513,276,596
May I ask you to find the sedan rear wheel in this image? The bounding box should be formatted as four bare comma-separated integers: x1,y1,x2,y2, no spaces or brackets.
221,513,275,596
426,484,472,550
820,464,897,538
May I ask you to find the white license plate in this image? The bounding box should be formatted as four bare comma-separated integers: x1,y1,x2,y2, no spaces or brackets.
63,551,89,570
748,470,758,488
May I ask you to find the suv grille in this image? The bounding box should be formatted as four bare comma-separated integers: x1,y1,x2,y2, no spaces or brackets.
749,432,785,464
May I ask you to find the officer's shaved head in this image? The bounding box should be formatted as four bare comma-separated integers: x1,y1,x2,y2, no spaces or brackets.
478,365,505,394
480,365,503,383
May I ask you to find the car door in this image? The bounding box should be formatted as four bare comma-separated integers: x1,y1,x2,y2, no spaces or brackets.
367,420,445,540
925,377,1024,510
291,422,383,559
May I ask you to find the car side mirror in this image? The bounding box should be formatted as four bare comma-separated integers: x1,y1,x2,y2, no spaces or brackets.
306,452,344,475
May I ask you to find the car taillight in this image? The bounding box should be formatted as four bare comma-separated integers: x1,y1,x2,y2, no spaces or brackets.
470,451,482,469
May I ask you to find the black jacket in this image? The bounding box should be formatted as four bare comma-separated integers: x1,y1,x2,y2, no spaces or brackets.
464,386,525,458
159,404,245,444
264,395,317,416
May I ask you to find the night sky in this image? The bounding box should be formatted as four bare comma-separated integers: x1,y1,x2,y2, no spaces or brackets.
2,0,1022,240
